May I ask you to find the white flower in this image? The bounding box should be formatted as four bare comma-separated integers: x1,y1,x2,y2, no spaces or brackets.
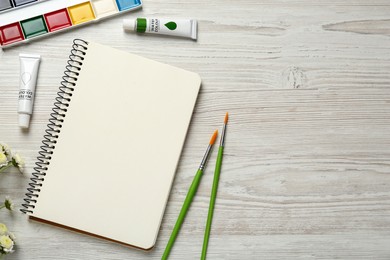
0,235,14,253
12,153,24,173
0,224,7,235
0,224,15,255
0,143,11,160
7,232,15,242
4,196,13,211
0,152,8,168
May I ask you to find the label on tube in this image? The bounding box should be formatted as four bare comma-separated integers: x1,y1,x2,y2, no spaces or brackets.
123,18,197,40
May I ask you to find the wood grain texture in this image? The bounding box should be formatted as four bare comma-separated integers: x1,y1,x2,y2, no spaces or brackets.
1,0,390,259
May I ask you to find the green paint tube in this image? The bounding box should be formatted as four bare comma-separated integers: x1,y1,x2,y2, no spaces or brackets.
123,18,197,40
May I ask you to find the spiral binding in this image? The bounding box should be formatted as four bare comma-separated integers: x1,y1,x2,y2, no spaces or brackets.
21,39,89,214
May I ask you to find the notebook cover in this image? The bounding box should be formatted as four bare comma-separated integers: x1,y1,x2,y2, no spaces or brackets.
28,41,201,250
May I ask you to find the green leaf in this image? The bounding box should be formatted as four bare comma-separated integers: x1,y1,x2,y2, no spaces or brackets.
11,158,17,167
164,22,177,30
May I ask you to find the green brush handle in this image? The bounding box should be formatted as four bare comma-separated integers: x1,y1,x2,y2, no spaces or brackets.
201,146,224,260
162,169,204,260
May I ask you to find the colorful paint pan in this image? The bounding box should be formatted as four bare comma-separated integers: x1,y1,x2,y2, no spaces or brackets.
68,2,96,25
0,22,24,45
0,0,142,47
12,0,36,7
20,15,48,38
115,0,140,11
44,9,72,32
91,0,117,18
0,0,13,11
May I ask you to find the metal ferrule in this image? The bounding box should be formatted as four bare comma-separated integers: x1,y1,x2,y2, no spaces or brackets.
199,144,212,170
220,123,227,147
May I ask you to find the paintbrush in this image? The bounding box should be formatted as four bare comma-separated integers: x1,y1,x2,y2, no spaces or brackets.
162,129,218,260
201,112,228,259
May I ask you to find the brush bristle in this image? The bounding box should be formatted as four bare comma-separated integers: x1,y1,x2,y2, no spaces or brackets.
224,112,229,124
209,130,218,145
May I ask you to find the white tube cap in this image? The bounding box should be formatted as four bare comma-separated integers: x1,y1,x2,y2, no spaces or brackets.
19,113,30,128
123,19,136,31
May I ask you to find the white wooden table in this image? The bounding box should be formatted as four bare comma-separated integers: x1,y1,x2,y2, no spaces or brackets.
1,0,390,259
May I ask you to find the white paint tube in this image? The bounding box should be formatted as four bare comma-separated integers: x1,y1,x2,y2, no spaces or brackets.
123,18,197,40
18,53,41,129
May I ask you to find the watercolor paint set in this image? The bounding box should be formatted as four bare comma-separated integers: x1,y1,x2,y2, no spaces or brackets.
0,0,142,48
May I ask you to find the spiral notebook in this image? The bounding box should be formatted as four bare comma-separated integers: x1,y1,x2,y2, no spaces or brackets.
21,39,201,250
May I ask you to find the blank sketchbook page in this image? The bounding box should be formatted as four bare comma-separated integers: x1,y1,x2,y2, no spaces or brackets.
30,41,201,250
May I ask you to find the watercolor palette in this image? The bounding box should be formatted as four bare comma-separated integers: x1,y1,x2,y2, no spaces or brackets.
0,0,141,47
